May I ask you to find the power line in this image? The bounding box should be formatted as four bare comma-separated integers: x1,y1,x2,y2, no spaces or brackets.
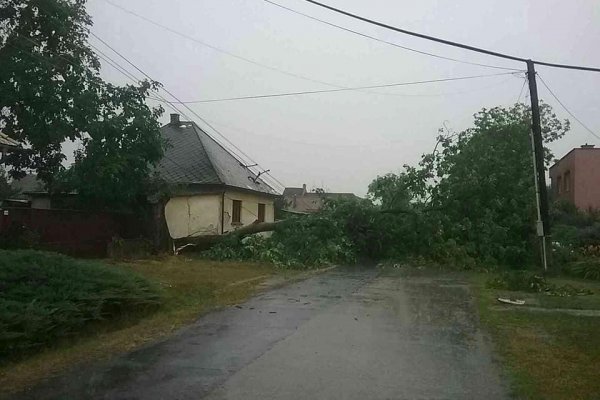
89,31,286,192
101,0,346,89
88,42,142,84
147,72,517,104
261,0,519,72
300,0,600,72
537,74,600,141
516,74,527,104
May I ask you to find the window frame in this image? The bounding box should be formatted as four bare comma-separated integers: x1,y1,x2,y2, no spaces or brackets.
257,203,266,223
232,200,242,225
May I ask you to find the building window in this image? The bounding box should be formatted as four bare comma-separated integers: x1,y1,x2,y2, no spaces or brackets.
257,203,265,223
564,171,571,192
232,200,242,224
556,176,562,194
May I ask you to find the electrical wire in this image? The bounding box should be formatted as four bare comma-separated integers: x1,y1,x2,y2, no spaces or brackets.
261,0,520,71
516,74,527,104
89,31,286,192
101,0,347,89
537,74,600,141
89,46,276,189
300,0,600,72
147,72,517,104
6,36,208,185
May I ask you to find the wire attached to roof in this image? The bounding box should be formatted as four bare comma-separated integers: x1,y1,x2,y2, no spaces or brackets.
89,31,286,192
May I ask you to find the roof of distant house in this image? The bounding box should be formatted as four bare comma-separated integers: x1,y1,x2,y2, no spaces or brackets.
549,144,600,171
10,174,45,194
156,117,279,196
282,186,359,213
283,187,358,199
0,132,20,148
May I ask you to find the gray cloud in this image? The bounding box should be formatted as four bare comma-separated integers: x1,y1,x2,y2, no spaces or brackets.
87,0,600,195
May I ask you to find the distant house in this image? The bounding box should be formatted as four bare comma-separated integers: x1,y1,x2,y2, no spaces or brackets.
282,184,358,214
549,144,600,210
156,114,279,240
8,174,48,208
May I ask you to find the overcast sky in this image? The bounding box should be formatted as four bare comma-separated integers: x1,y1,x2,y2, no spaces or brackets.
86,0,600,196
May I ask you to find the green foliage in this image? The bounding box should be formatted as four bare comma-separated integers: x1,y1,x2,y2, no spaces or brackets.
0,250,160,359
487,271,547,292
0,167,19,200
0,0,165,208
210,103,570,270
486,270,593,296
206,198,389,268
551,202,600,279
369,103,568,268
568,260,600,281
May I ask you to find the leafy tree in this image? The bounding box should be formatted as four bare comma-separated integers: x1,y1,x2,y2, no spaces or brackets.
368,173,411,211
370,103,569,267
0,0,164,207
0,167,18,200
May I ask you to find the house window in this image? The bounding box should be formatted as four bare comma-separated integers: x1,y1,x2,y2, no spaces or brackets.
556,176,562,195
232,200,242,224
257,203,265,223
564,171,571,192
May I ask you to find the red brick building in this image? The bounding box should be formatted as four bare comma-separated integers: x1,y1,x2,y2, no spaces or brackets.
549,144,600,210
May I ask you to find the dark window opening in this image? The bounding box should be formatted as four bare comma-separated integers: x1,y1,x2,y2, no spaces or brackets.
232,200,242,224
258,203,265,223
564,171,571,192
556,176,562,194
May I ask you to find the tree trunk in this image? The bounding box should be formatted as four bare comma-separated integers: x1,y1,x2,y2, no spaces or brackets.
173,221,281,254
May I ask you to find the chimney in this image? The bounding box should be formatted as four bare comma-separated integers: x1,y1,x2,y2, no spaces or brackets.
581,143,595,149
302,183,307,195
170,113,180,125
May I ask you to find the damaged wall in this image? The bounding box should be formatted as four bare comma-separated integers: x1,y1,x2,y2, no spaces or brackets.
164,194,221,239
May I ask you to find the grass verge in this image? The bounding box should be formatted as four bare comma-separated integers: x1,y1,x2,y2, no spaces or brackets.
471,273,600,400
0,255,294,397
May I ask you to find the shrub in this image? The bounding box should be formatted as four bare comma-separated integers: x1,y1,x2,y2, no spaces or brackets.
486,270,593,296
0,250,161,359
487,271,547,292
568,260,600,281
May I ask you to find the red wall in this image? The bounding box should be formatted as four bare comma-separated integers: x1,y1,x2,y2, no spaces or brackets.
574,150,600,210
550,148,600,211
0,208,146,256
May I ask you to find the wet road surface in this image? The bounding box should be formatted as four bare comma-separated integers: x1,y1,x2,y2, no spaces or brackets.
13,267,510,399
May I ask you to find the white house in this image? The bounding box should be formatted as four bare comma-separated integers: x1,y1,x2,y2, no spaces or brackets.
156,114,279,241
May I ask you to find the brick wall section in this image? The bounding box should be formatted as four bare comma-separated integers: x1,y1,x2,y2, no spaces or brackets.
550,148,600,210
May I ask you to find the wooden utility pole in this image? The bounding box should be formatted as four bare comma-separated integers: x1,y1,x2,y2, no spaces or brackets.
526,60,550,270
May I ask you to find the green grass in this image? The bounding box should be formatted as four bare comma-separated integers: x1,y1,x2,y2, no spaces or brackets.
0,254,291,397
472,273,600,400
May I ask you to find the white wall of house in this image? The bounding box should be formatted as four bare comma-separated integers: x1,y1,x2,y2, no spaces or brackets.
164,194,221,239
164,190,276,239
223,190,274,234
30,197,51,210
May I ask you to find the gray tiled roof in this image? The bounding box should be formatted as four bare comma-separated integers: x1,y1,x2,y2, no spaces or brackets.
156,121,279,196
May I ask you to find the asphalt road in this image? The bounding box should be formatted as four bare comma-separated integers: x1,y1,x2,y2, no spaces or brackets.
13,267,510,400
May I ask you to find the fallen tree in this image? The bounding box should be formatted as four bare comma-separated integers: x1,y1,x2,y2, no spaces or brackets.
173,221,282,254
